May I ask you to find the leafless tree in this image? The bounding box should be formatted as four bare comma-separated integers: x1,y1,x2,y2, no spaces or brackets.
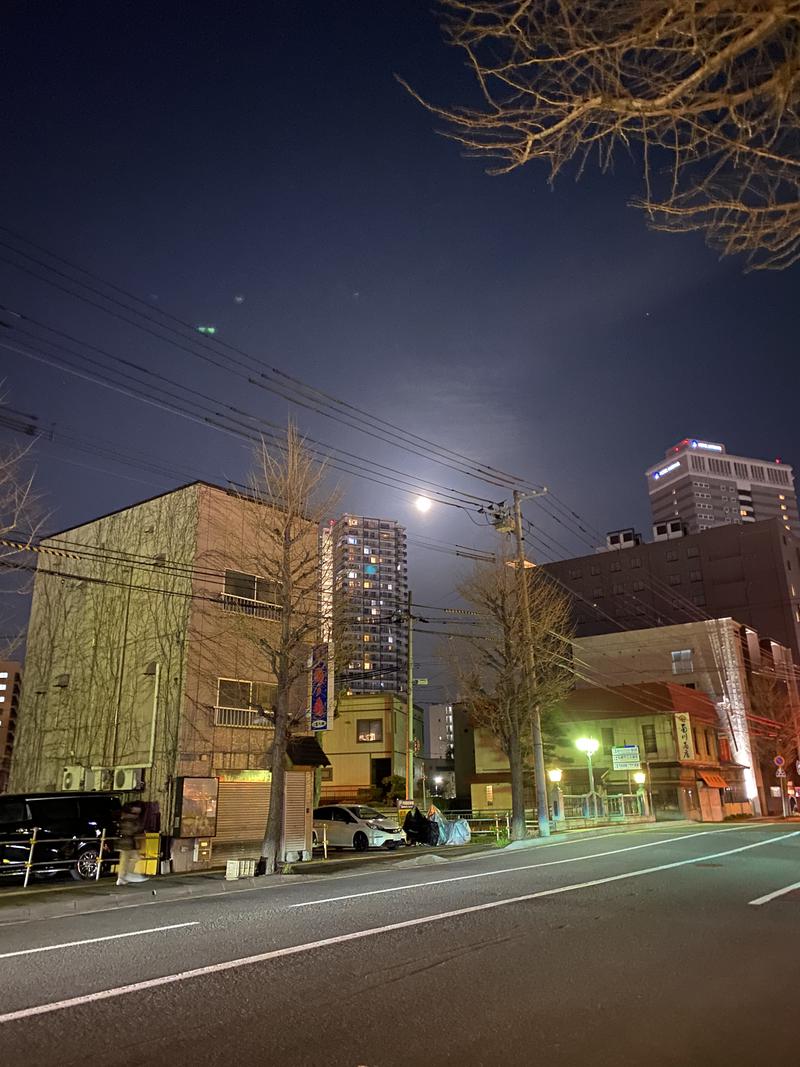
448,554,573,839
0,406,43,658
748,671,800,761
237,425,342,874
405,1,800,270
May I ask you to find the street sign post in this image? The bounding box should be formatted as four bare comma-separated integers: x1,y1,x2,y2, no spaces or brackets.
774,755,785,767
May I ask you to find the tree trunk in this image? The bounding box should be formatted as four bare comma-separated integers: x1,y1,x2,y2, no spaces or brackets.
258,699,288,875
508,729,526,841
257,522,294,876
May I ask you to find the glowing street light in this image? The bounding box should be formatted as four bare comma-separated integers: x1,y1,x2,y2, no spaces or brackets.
575,737,600,817
547,768,562,784
415,496,432,513
547,767,564,825
633,771,646,787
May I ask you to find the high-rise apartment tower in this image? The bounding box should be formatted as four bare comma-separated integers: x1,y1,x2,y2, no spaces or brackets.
322,515,408,695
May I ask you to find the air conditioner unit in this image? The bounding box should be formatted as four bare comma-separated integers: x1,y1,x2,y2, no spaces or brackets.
62,765,85,791
114,767,145,791
87,767,114,791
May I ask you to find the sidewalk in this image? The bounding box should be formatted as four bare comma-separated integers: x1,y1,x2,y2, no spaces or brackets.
0,819,699,925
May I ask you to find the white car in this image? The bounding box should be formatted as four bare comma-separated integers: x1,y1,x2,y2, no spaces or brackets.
313,804,405,851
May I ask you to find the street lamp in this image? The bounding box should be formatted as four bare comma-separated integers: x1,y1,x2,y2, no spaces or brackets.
633,770,649,817
547,767,564,825
575,737,600,817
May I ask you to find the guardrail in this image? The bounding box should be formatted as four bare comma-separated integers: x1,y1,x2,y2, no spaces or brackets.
0,827,121,888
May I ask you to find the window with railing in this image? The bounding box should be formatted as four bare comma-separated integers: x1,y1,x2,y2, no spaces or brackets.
222,570,281,619
215,678,278,728
357,718,383,742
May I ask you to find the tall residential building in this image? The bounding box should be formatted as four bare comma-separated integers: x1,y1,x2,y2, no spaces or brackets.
424,703,454,759
323,514,408,695
0,661,21,793
646,438,799,537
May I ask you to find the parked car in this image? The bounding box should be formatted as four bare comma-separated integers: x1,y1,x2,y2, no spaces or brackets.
312,804,405,851
0,792,122,881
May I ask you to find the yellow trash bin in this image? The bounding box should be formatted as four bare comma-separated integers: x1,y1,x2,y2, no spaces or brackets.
134,833,160,876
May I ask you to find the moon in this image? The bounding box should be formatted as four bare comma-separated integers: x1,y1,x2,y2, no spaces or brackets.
415,496,432,513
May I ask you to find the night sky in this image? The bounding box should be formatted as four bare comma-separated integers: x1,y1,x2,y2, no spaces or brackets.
2,3,798,689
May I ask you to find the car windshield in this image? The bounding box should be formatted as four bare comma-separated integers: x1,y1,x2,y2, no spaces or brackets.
347,806,385,821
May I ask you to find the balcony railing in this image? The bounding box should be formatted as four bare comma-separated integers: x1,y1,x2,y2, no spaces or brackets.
214,706,271,729
220,593,281,621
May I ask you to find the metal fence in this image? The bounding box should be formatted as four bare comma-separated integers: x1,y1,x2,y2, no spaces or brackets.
0,826,119,887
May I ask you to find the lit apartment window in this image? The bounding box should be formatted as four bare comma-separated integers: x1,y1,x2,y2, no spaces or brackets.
357,719,383,742
0,672,7,679
0,684,6,691
671,649,694,674
348,518,359,526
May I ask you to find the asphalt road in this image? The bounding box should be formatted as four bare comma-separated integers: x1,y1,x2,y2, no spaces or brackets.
2,823,799,1066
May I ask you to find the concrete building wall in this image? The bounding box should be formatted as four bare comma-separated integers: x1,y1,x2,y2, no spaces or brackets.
320,692,423,799
575,620,763,810
10,485,198,808
544,519,800,661
0,661,22,793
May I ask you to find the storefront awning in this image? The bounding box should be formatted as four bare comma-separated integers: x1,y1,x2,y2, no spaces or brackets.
698,770,727,789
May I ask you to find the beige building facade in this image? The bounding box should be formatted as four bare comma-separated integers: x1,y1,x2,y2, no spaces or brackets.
319,692,424,803
11,482,326,867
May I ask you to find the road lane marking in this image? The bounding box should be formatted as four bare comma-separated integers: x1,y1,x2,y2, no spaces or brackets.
290,827,745,907
0,922,199,960
1,830,795,1025
748,879,800,906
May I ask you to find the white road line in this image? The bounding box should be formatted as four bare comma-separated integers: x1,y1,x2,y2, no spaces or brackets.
0,922,199,960
748,879,800,906
290,826,743,907
1,830,795,1026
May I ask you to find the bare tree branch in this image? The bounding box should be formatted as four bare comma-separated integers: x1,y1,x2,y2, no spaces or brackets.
407,0,800,269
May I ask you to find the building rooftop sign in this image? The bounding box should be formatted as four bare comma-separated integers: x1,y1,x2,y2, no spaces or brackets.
689,439,724,453
652,460,681,480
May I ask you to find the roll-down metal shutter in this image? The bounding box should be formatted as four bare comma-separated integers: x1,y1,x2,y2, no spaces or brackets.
283,771,309,858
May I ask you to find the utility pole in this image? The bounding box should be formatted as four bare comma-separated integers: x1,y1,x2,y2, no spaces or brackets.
406,588,414,801
512,489,551,839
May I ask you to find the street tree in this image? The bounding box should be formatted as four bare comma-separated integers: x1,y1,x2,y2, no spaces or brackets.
0,400,42,658
238,425,341,875
449,554,573,839
406,0,800,270
748,671,800,761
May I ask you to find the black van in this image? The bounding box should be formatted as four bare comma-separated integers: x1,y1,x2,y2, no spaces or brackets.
0,792,122,881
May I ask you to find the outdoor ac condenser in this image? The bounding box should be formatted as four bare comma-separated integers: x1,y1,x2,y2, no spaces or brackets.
114,767,145,791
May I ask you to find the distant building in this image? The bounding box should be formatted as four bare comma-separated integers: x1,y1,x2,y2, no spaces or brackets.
459,617,800,820
646,438,799,537
11,482,327,867
544,518,800,660
321,514,408,695
0,661,21,793
424,703,454,759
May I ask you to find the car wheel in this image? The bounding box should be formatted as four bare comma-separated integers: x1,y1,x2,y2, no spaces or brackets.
353,831,369,852
71,847,100,881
